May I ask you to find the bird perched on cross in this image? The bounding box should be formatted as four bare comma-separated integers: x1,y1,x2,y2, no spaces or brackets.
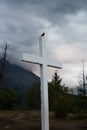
41,32,45,36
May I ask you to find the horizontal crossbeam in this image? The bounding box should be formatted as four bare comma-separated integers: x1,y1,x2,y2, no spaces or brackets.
22,53,62,69
22,53,43,65
48,60,62,69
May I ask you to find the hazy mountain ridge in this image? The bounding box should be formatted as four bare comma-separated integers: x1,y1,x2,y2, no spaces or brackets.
0,60,39,96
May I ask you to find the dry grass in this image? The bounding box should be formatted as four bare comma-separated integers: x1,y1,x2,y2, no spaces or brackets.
0,111,87,130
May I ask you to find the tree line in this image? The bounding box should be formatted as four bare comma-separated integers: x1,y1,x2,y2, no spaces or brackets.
26,71,87,119
0,71,87,119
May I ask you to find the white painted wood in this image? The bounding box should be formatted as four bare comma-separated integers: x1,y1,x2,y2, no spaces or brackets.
23,53,43,65
48,60,62,69
39,36,49,130
22,34,62,130
22,54,62,69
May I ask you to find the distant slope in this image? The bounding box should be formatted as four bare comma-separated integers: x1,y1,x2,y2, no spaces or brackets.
0,60,39,96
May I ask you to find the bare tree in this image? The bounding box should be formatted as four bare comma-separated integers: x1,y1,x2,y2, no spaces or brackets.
77,60,86,96
82,60,86,96
0,42,8,84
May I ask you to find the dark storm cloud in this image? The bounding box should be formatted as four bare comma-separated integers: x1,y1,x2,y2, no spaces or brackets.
0,0,87,63
0,1,42,57
4,0,87,17
2,0,87,26
0,0,87,53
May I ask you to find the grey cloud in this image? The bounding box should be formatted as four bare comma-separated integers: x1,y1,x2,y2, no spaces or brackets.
1,0,87,27
4,0,87,18
0,0,87,59
0,2,42,50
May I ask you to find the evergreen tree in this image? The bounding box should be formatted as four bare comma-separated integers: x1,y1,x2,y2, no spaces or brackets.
26,82,40,110
0,88,19,110
49,71,73,118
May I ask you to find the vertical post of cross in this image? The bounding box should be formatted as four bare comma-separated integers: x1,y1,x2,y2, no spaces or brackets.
39,34,49,130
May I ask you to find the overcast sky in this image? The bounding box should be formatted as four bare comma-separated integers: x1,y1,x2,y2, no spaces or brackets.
0,0,87,87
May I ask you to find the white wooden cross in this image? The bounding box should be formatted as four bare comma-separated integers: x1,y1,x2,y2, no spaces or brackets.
22,33,62,130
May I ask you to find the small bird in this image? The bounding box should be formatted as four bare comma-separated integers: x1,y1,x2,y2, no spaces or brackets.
41,32,45,36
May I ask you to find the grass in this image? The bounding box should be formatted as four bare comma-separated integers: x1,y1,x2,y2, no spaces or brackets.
0,111,87,130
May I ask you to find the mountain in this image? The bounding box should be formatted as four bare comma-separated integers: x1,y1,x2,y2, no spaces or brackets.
0,60,39,97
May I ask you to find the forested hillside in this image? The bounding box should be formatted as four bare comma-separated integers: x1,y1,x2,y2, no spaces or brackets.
0,60,39,96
